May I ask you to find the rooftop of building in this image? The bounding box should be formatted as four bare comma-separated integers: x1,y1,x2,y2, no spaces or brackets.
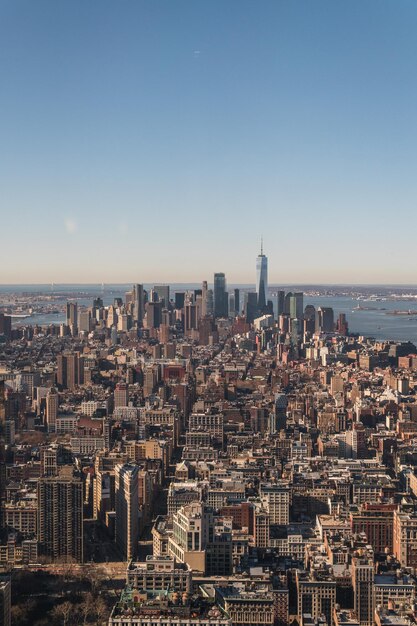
110,587,228,621
375,610,411,626
215,584,274,602
127,557,190,572
334,610,360,626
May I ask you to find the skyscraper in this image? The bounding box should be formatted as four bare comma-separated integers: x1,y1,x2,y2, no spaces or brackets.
214,273,228,318
66,352,84,390
174,292,185,310
228,293,235,316
352,548,374,626
337,313,349,336
37,469,83,562
66,302,78,334
244,292,258,323
115,463,139,560
184,303,198,333
315,307,334,333
45,388,58,432
206,289,214,316
276,291,285,318
57,352,84,390
154,285,170,307
146,301,162,329
234,288,240,315
289,292,304,321
78,309,92,333
256,240,268,312
284,292,292,315
201,281,208,316
133,284,144,326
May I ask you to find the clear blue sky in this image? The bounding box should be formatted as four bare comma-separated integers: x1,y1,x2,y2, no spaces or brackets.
1,0,417,284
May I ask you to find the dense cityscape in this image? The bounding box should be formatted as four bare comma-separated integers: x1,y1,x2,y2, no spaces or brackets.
1,247,417,625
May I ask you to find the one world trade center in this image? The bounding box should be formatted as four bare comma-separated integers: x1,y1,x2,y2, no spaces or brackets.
256,239,268,313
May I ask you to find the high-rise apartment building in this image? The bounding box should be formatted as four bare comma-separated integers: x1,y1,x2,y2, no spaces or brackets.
346,422,367,459
256,241,268,312
45,388,59,432
57,353,67,388
214,273,228,318
260,482,290,525
37,469,83,562
115,464,140,560
114,383,129,408
275,393,288,431
57,352,84,390
352,548,374,626
143,365,160,398
67,352,83,390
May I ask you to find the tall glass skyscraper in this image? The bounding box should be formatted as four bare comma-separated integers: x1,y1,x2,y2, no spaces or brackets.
256,240,268,312
214,273,228,318
133,283,144,326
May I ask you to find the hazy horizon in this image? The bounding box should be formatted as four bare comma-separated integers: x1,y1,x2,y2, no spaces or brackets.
2,282,417,290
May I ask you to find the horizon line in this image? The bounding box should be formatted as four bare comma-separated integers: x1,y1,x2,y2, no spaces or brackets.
2,282,417,288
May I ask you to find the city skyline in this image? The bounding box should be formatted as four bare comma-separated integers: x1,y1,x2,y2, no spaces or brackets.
1,1,417,283
3,3,417,624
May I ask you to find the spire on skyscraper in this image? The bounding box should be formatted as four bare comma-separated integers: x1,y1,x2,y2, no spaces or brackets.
256,239,268,313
